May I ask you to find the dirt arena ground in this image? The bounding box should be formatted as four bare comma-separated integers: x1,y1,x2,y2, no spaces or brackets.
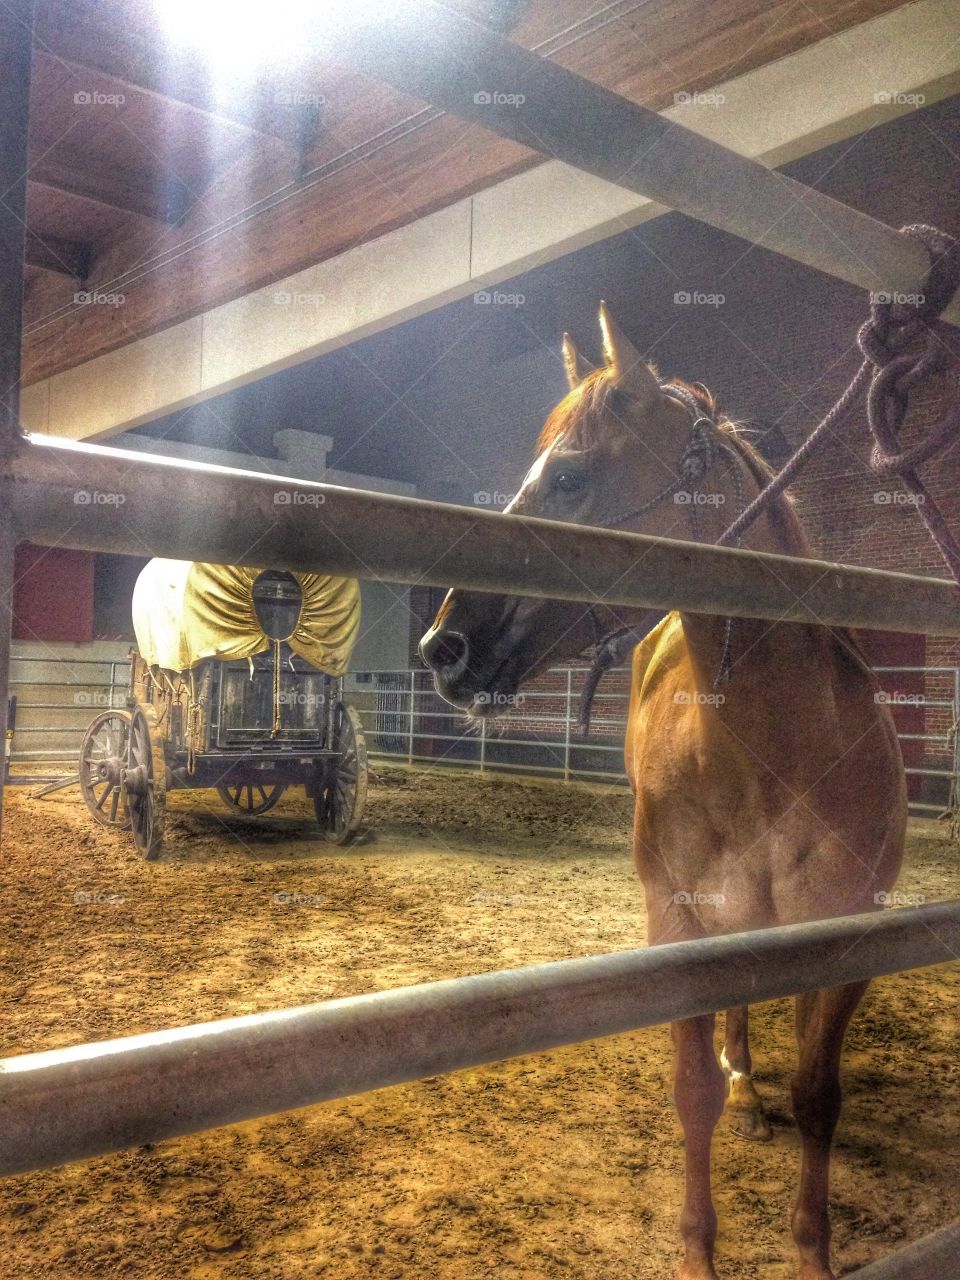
1,765,957,1279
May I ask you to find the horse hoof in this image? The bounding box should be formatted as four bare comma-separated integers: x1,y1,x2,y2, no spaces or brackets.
677,1263,720,1280
727,1104,773,1143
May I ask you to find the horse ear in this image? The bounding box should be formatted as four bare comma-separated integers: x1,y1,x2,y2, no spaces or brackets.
599,302,660,405
562,333,595,391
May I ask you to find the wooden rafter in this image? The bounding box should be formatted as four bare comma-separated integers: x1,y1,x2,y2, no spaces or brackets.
25,230,91,280
30,152,190,224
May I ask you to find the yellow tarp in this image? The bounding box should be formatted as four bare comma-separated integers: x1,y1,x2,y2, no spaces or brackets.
132,559,360,676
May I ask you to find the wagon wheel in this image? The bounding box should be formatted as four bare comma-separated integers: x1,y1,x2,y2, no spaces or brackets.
314,703,368,845
78,710,131,829
123,703,167,860
217,780,286,816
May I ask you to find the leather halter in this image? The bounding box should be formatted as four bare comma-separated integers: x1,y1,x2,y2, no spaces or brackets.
578,382,745,732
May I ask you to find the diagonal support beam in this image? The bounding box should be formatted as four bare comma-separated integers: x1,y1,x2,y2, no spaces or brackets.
328,0,959,323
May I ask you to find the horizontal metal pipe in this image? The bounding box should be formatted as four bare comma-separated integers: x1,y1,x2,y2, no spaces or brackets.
332,2,958,322
852,1222,960,1278
1,901,957,1177
9,438,960,636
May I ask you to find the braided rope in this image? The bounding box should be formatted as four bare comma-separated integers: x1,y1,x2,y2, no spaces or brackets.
578,227,960,731
718,224,960,583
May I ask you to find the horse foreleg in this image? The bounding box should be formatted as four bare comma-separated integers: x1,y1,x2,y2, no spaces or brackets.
722,1005,772,1142
672,1013,726,1280
790,981,868,1280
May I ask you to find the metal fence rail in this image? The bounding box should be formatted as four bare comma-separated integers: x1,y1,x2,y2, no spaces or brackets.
1,900,957,1178
0,5,958,1272
347,665,960,814
11,660,959,821
6,653,127,764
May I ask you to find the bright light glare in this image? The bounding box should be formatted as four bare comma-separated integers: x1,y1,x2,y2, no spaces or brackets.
154,0,341,75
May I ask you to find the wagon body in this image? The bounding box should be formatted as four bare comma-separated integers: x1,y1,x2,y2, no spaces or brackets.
78,561,368,857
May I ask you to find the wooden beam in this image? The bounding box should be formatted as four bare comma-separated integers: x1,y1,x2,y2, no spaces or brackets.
30,152,191,224
21,0,935,389
25,231,91,280
20,0,959,439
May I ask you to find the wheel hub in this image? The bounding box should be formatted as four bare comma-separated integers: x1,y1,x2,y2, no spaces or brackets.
123,764,149,795
96,757,125,786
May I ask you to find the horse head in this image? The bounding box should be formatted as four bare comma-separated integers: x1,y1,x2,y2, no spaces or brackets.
420,303,793,713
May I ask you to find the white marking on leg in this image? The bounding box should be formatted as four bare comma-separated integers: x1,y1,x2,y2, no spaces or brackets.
720,1047,745,1084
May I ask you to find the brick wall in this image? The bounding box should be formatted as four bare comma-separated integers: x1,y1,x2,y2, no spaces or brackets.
403,97,960,796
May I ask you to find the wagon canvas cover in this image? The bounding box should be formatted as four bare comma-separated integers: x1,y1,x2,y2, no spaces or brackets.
132,559,360,676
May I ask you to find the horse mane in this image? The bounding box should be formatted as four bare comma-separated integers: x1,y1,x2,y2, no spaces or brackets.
536,367,810,557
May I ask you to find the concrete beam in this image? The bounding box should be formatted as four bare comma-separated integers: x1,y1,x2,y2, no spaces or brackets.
21,0,960,441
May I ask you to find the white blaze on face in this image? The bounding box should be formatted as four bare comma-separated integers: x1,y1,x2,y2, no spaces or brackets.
503,441,557,514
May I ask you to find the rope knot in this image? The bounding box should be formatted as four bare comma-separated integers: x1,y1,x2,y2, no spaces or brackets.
679,417,717,485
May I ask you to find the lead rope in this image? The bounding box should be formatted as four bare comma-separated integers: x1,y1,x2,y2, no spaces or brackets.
718,224,960,580
580,225,960,732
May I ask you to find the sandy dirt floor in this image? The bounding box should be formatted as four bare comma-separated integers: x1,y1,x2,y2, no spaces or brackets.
0,765,957,1279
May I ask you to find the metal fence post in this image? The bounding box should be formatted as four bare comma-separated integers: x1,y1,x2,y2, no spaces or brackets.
563,669,572,783
0,0,33,842
952,667,960,818
480,715,486,774
407,670,415,765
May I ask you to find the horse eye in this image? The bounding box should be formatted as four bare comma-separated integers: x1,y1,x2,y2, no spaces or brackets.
554,470,585,495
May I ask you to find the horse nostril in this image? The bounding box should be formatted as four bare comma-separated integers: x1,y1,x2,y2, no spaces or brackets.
421,629,470,678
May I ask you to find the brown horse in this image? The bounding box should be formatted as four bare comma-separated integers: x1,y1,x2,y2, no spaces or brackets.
420,304,906,1280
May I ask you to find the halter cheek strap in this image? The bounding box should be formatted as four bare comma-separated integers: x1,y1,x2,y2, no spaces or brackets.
579,382,745,732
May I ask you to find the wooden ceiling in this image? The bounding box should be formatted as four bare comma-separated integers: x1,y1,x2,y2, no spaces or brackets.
21,0,911,387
